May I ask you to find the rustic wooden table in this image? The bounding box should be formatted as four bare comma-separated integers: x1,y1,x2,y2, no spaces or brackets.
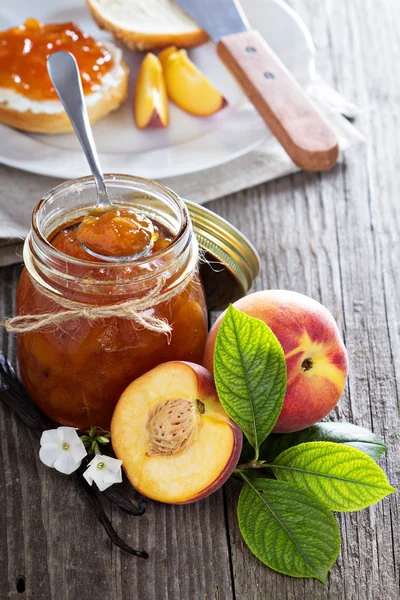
0,0,399,598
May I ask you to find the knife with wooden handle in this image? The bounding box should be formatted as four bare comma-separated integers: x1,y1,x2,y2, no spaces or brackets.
175,0,339,171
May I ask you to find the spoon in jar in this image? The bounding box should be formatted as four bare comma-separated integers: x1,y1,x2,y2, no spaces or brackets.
47,51,156,262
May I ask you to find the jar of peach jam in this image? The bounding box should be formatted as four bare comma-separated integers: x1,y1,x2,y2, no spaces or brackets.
16,175,208,429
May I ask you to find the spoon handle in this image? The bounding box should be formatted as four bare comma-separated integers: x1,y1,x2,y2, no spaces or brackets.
47,51,111,208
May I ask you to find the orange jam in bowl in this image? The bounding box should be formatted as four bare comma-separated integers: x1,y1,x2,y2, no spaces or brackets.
16,176,208,429
0,19,113,100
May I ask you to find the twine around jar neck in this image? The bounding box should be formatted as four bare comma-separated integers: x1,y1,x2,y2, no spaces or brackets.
1,241,199,339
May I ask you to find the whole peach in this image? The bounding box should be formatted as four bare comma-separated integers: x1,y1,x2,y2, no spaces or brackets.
203,290,348,433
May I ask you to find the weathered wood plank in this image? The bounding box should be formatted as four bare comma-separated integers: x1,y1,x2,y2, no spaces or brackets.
211,0,400,598
1,0,399,598
0,264,234,600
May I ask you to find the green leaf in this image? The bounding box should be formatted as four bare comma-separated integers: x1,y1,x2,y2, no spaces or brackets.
265,422,387,463
97,436,110,445
235,467,276,481
272,442,396,511
90,440,100,456
214,305,287,454
80,435,91,448
237,477,341,582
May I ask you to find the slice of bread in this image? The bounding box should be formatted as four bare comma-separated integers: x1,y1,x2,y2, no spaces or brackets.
87,0,208,50
0,42,129,134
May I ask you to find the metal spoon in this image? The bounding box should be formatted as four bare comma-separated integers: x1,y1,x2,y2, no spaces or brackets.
47,51,154,262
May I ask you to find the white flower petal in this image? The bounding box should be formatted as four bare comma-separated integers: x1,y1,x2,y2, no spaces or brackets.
69,442,87,463
86,455,99,468
40,430,61,446
54,452,81,475
56,428,65,442
103,469,122,484
91,475,112,492
105,457,123,473
40,427,87,473
83,468,94,486
88,465,98,477
82,455,122,491
60,427,81,445
39,445,62,467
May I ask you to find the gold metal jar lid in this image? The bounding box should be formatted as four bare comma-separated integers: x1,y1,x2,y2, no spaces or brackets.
185,200,261,311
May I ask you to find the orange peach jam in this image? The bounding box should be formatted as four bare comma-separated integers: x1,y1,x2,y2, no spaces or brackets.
76,207,163,258
16,201,207,430
0,18,113,100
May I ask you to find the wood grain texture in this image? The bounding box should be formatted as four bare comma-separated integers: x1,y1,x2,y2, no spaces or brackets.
0,0,399,598
0,264,234,599
217,29,339,171
211,0,400,597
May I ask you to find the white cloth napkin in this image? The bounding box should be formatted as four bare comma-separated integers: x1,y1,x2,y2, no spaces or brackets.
0,79,364,267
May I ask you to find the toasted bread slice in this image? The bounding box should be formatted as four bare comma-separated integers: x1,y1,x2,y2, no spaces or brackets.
87,0,208,50
0,42,128,134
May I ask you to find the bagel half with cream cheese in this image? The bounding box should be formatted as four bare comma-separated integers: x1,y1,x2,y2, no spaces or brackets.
0,42,128,134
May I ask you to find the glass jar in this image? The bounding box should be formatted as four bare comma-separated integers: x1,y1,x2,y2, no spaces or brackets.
16,175,208,429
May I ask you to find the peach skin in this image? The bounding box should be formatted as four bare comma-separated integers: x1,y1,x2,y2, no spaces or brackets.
203,290,348,434
111,361,242,504
159,46,227,116
134,52,168,129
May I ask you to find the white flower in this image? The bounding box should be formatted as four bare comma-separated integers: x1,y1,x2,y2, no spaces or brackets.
39,427,87,475
83,454,123,491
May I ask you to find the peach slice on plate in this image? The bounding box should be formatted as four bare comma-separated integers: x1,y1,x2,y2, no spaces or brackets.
159,47,227,116
134,52,169,129
111,361,242,504
158,45,177,65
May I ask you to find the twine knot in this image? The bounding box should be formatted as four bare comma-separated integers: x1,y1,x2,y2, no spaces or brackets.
1,275,173,338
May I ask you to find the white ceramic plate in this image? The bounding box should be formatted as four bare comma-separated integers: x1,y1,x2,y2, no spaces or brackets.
0,0,315,179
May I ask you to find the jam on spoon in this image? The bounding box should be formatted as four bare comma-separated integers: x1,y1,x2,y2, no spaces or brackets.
76,207,159,259
47,51,154,262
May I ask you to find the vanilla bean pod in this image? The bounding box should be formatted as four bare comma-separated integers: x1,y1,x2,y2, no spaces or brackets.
103,483,148,516
76,474,148,558
0,353,148,557
0,354,53,434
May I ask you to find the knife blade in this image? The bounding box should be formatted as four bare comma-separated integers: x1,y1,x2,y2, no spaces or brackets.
175,0,249,41
175,0,339,171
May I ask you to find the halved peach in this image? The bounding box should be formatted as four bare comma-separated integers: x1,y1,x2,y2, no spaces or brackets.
159,47,227,116
111,361,242,504
134,52,169,129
